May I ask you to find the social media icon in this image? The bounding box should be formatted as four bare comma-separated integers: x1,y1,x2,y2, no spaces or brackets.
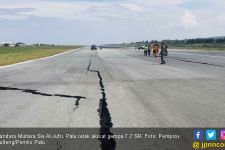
193,130,204,141
206,130,216,141
220,130,225,140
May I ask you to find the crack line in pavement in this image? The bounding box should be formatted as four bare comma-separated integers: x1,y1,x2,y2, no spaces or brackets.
168,57,224,67
0,86,86,110
87,54,116,150
56,139,64,150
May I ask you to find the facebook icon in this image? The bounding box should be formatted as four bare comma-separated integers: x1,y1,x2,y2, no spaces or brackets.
193,130,204,141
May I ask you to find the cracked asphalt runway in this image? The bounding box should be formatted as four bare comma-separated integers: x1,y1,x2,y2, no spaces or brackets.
0,47,225,127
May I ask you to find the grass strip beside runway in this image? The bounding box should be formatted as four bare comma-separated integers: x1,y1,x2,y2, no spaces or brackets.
0,45,80,66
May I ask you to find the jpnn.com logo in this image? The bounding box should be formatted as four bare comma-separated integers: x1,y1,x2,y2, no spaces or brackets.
193,129,225,150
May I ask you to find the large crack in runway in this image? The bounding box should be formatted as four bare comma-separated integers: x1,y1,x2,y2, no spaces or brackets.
87,54,116,150
0,86,86,110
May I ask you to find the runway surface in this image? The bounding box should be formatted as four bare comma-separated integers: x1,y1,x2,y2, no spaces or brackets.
0,47,224,127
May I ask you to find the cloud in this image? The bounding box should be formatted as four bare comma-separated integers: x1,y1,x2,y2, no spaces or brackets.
0,8,34,14
217,14,225,25
180,10,198,29
178,0,212,9
0,0,190,21
120,3,144,13
0,14,28,20
0,8,34,20
0,0,225,44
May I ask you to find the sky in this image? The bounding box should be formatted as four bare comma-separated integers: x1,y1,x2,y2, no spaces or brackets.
0,0,225,45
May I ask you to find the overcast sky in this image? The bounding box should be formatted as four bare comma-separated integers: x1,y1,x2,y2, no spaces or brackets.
0,0,225,45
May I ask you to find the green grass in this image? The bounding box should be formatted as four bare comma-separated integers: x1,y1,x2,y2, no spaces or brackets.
0,45,81,66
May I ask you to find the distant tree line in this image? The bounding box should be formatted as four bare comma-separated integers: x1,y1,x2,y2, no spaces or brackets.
1,43,56,47
131,37,225,46
165,37,225,45
135,40,160,45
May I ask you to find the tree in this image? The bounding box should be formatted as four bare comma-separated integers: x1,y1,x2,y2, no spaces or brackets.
3,43,10,47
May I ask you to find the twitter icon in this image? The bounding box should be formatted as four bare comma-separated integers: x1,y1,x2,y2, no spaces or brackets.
206,130,217,141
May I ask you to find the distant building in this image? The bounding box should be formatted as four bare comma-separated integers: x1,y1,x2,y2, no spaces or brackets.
15,42,26,47
0,42,26,47
0,42,15,47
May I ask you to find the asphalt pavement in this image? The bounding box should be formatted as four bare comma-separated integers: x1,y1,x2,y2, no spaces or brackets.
0,47,225,127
